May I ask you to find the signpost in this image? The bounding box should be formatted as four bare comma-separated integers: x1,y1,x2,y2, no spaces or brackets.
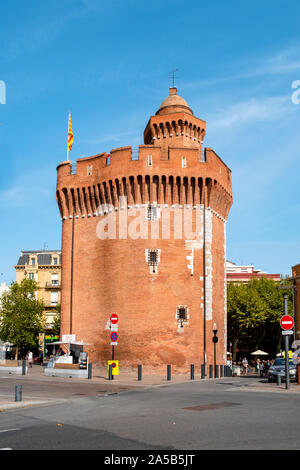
280,296,294,390
109,314,119,380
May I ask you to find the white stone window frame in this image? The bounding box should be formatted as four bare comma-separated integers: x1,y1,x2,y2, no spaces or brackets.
181,156,187,168
147,154,153,167
87,165,93,176
145,249,161,274
176,305,189,328
146,204,160,221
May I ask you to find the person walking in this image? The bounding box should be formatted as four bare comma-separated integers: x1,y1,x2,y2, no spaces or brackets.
242,357,248,375
259,360,264,377
27,350,33,368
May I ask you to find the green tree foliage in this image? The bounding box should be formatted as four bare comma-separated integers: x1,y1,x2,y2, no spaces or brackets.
52,303,61,336
227,278,293,360
0,279,45,359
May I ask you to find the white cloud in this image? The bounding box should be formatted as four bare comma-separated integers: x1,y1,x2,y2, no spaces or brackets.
207,95,293,130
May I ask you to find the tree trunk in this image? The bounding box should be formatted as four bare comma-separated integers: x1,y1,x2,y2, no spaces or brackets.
14,346,19,361
232,338,238,362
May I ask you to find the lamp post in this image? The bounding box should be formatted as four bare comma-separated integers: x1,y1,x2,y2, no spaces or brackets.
212,323,218,377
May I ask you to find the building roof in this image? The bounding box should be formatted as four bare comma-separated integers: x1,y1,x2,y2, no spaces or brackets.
156,87,193,116
16,250,61,266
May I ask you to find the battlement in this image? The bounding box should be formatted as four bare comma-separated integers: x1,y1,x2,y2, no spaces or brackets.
57,144,231,185
56,144,232,222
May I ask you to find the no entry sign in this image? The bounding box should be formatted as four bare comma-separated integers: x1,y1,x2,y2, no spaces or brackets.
110,313,119,325
280,315,294,331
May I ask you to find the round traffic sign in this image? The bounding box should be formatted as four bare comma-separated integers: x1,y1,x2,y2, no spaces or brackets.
110,313,119,325
280,315,294,330
110,331,118,342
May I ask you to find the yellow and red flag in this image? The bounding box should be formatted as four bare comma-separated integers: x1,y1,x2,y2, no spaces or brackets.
68,112,74,151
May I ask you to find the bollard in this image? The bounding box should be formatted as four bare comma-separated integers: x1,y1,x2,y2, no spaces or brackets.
109,364,113,381
277,374,281,386
138,365,142,381
209,365,213,378
190,364,194,380
215,365,219,378
15,385,22,402
167,365,171,381
22,359,26,376
88,363,92,380
201,364,205,379
220,365,223,377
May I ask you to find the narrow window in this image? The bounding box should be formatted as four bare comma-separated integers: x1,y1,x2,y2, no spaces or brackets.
31,258,36,266
146,204,159,220
51,291,58,306
182,156,187,168
176,305,189,328
147,154,153,167
87,165,93,176
51,274,59,286
28,273,34,280
145,249,161,274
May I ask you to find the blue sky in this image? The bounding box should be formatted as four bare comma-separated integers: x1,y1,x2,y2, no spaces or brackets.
0,0,300,282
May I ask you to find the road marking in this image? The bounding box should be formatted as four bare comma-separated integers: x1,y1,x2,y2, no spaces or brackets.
0,428,21,433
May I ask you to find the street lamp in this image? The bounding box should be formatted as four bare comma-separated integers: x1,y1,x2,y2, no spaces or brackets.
212,323,218,377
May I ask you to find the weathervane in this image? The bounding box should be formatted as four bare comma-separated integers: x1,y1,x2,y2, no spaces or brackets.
170,68,179,88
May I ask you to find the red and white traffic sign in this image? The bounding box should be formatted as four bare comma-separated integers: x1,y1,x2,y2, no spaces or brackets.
280,315,294,331
110,313,119,325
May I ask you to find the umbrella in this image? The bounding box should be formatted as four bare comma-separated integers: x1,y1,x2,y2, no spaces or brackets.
251,350,268,356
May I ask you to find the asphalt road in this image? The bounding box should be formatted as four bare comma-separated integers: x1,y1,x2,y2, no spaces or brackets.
0,377,300,451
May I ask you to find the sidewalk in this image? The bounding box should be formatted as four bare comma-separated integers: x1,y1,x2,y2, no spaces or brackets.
0,365,300,412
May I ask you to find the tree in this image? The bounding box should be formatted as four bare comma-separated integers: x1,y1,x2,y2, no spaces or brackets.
0,279,45,359
52,304,61,337
227,277,293,360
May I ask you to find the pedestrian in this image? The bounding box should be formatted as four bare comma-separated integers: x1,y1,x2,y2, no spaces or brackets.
259,361,264,377
256,358,261,374
242,357,248,375
27,350,33,368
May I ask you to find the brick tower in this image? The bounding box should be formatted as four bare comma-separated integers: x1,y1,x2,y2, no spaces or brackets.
56,87,233,372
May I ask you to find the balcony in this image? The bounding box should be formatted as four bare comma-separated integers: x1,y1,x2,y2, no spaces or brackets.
44,302,59,309
45,282,61,289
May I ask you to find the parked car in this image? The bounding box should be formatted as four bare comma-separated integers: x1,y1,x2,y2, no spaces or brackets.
267,358,297,382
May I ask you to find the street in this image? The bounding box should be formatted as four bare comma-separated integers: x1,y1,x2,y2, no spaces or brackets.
0,374,300,450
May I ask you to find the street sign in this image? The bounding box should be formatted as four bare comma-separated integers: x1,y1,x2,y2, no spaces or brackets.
110,313,119,325
110,331,118,342
280,315,294,331
282,330,294,336
108,360,119,375
110,324,118,332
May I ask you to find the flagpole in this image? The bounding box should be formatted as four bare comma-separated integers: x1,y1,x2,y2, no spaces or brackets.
67,111,70,161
